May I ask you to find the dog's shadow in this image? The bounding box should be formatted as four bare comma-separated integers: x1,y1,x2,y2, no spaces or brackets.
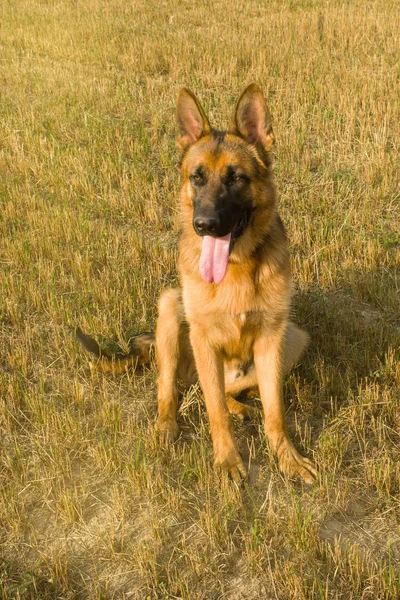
293,264,399,404
277,264,398,463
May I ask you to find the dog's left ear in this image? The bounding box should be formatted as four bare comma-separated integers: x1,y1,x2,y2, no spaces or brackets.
230,83,274,152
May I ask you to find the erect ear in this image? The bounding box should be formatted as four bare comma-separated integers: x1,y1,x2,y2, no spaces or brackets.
176,88,211,152
230,83,274,152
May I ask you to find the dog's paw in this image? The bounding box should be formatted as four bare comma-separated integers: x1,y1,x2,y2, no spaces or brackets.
156,418,179,444
277,441,317,484
214,447,247,485
225,394,258,422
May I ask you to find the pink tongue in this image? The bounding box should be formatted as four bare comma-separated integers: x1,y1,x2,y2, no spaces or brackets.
199,233,231,284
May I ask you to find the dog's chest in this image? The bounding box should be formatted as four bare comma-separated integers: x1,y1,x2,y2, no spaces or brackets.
183,275,256,319
220,310,262,360
235,312,247,327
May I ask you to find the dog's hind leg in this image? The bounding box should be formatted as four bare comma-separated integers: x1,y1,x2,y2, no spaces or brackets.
156,288,195,441
224,323,309,421
283,323,309,375
224,366,258,420
156,289,182,441
225,394,257,421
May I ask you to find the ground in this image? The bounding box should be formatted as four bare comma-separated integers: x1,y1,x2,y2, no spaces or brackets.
0,0,399,598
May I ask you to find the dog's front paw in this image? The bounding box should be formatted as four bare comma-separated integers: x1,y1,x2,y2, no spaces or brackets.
214,446,247,484
156,417,179,444
276,440,317,484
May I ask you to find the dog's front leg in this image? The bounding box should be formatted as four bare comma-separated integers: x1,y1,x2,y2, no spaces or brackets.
253,326,317,484
190,323,247,483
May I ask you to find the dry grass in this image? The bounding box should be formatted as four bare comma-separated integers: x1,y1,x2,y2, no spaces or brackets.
1,0,399,598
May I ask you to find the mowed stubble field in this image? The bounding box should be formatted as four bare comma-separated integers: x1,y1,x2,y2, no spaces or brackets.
1,0,400,598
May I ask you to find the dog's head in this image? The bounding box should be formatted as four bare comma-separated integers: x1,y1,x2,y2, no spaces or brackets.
177,84,276,284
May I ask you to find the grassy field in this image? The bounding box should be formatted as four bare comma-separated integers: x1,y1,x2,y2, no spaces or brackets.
1,0,400,598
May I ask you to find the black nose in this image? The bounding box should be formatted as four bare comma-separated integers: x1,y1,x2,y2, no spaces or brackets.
194,216,220,236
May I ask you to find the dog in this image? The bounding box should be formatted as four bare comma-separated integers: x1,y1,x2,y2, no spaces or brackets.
77,84,316,484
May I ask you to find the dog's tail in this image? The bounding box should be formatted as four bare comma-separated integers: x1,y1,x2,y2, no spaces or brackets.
75,327,155,374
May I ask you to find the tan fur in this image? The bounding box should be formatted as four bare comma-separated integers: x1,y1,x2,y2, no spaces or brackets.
156,84,316,483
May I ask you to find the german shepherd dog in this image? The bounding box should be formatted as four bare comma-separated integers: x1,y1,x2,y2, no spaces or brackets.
77,84,316,484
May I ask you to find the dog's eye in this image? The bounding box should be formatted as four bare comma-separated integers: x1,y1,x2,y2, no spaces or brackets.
191,174,203,184
228,175,242,186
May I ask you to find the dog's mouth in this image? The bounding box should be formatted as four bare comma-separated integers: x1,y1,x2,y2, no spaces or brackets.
199,210,251,284
229,210,250,251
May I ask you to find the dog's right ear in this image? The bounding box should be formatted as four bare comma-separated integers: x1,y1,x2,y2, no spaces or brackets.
176,88,211,152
